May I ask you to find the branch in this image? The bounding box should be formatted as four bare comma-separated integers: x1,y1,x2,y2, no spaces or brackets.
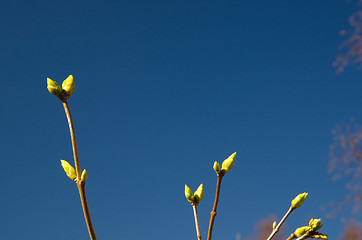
267,206,295,240
192,204,202,240
63,100,97,240
207,173,224,240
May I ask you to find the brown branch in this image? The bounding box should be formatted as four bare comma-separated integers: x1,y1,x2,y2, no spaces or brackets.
63,100,97,240
77,183,97,240
207,173,224,240
192,204,202,240
62,100,81,180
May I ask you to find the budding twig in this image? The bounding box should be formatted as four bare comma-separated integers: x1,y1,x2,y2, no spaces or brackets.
48,76,97,240
63,99,97,240
266,206,295,240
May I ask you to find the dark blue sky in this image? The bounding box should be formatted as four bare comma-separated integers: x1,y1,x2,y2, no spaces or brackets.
1,0,361,239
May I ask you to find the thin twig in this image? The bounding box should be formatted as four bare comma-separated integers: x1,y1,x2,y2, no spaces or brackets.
267,206,295,240
207,173,224,240
62,100,81,180
63,100,97,240
77,183,97,240
192,204,202,240
295,230,312,240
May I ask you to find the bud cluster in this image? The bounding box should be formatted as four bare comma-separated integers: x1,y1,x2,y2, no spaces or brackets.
213,152,236,175
60,160,88,183
185,184,204,205
289,218,327,240
309,218,322,231
47,75,76,101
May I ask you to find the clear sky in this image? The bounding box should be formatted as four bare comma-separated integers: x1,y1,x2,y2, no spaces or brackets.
1,0,361,239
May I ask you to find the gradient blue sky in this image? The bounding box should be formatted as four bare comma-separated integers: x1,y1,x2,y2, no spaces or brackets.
1,0,361,239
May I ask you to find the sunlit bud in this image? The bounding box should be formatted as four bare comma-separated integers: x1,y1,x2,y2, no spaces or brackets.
293,226,311,238
81,169,87,182
185,184,194,203
273,221,277,230
62,75,76,96
313,234,328,239
213,161,221,174
194,184,204,205
309,218,314,226
309,218,322,231
291,192,308,208
60,160,76,180
47,78,62,99
221,152,236,173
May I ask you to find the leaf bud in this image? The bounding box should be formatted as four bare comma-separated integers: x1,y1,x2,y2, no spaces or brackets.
60,160,76,181
313,234,328,239
185,184,194,203
291,192,308,208
213,161,221,174
193,184,203,205
309,218,322,231
62,75,76,96
47,78,63,99
221,152,236,173
293,226,311,238
81,169,87,182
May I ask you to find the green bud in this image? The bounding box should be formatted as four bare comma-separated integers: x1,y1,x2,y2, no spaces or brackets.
60,160,76,180
47,78,63,99
294,226,311,238
313,234,328,239
81,169,87,182
221,152,236,173
309,218,322,231
62,75,76,96
185,184,194,203
291,192,308,208
273,221,277,230
308,218,314,226
194,184,204,204
213,161,220,174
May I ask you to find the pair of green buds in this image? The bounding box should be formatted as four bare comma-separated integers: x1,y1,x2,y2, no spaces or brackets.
213,152,236,175
184,152,236,205
61,160,87,182
185,184,203,205
47,75,76,100
291,218,327,239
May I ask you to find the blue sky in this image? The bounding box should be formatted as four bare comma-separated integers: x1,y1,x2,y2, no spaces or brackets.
1,0,361,239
